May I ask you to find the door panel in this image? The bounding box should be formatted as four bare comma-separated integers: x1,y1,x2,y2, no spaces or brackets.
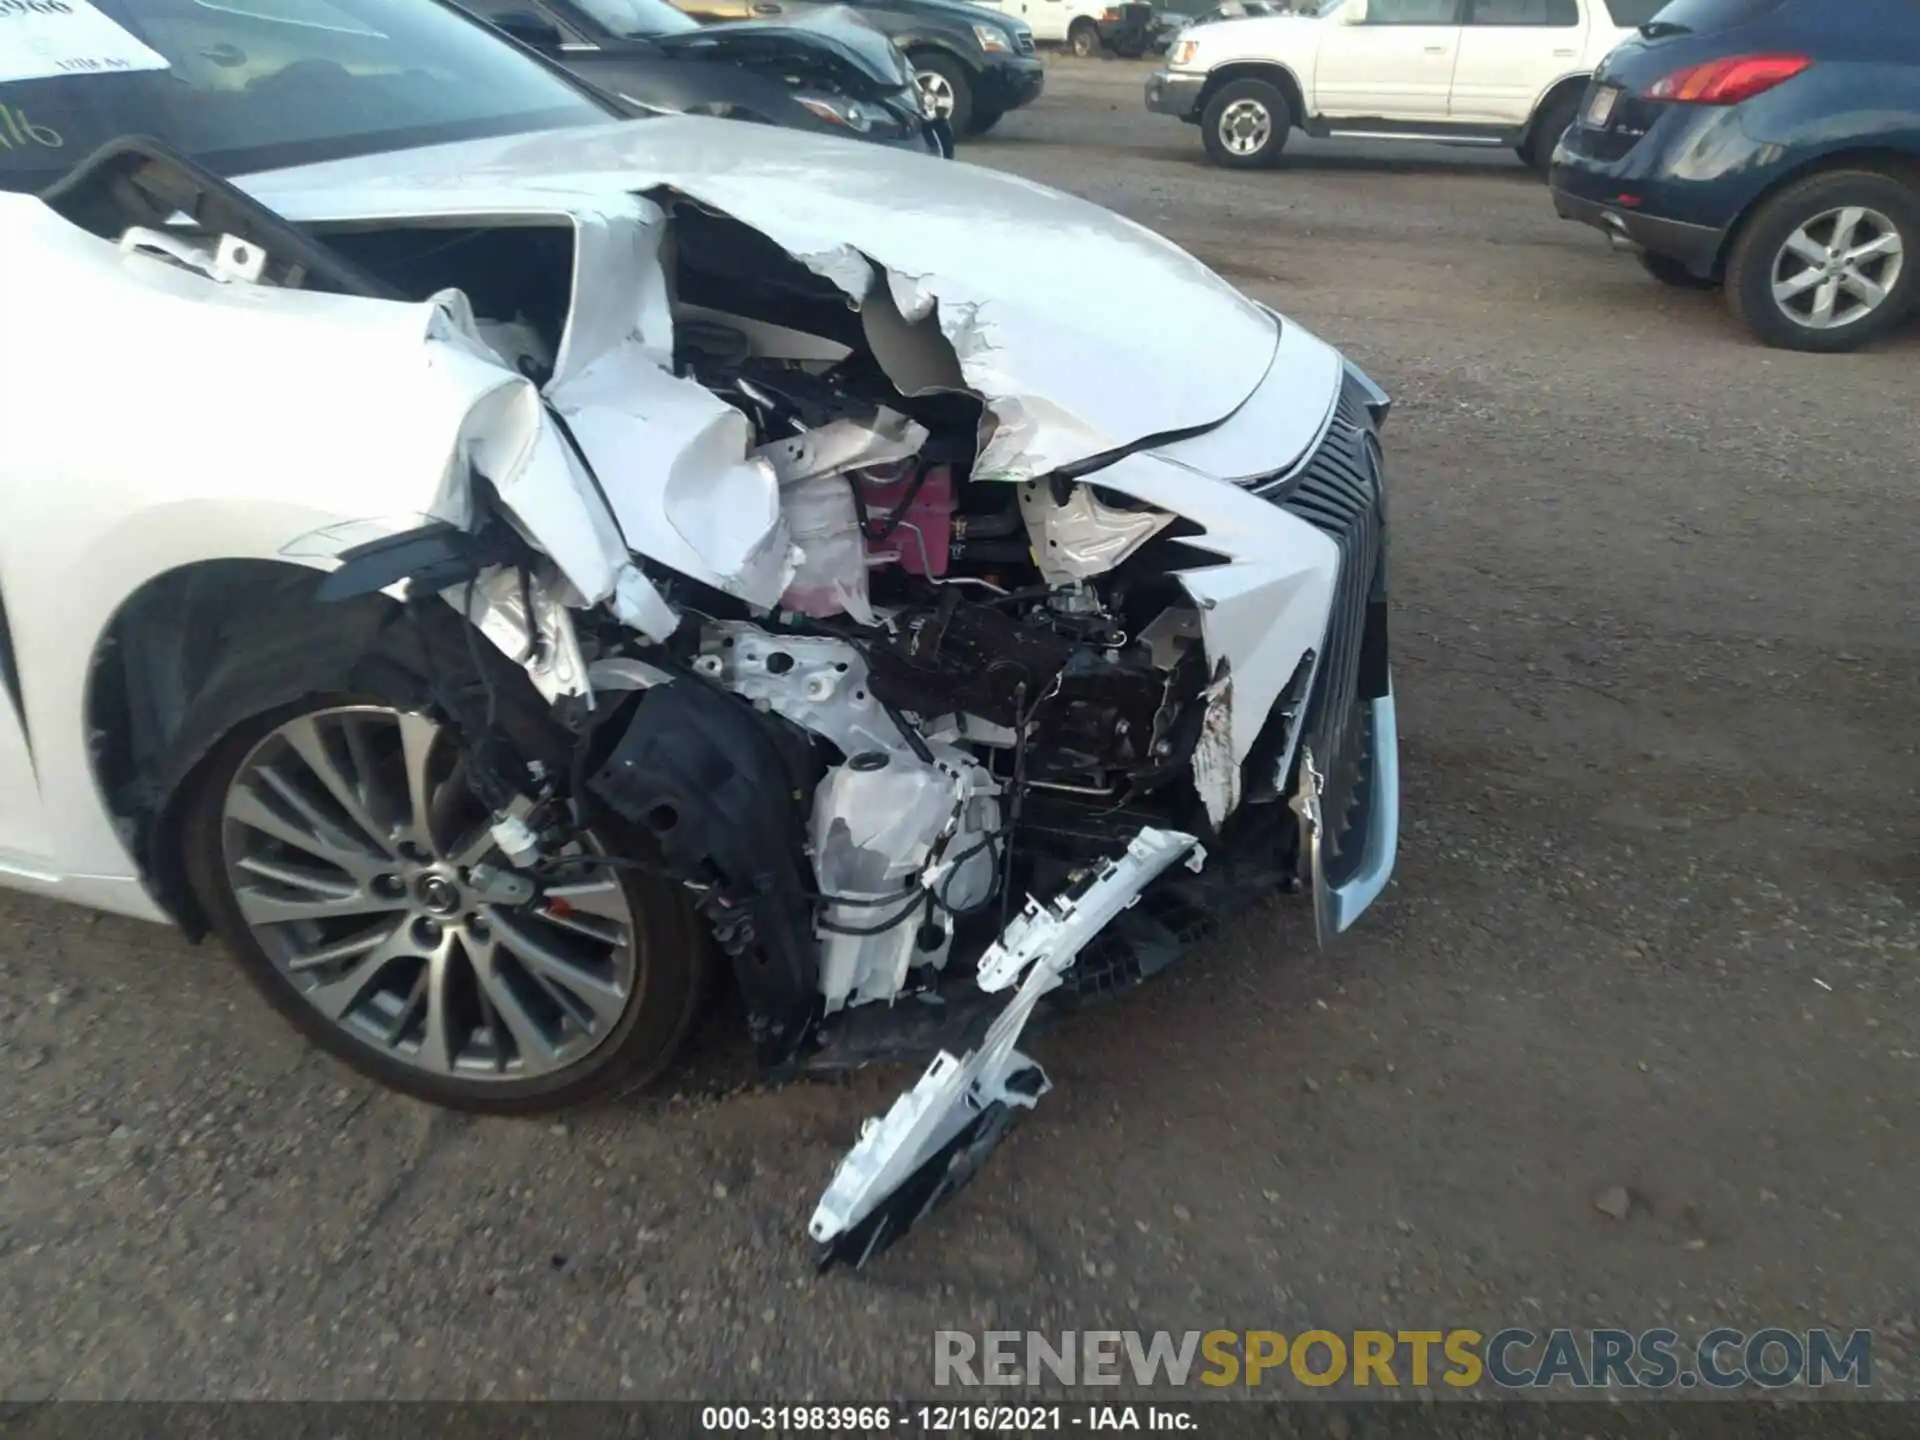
1025,0,1075,43
1313,0,1464,122
0,583,50,867
1450,0,1582,124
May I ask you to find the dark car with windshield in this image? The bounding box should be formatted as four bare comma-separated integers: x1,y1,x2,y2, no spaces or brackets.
0,0,933,203
454,0,946,153
667,0,1043,137
1551,0,1920,352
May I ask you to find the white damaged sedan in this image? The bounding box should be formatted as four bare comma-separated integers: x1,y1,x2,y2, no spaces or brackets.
0,0,1396,1265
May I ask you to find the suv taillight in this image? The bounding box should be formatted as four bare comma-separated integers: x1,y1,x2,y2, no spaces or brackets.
1646,54,1811,104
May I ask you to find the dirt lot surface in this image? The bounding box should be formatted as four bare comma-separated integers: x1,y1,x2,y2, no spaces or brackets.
3,56,1916,1403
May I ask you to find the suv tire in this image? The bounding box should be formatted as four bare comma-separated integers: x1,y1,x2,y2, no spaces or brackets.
1201,78,1290,170
1725,169,1920,352
1522,88,1582,180
1068,18,1101,57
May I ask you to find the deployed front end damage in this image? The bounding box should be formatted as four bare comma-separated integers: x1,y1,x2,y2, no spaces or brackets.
53,133,1398,1265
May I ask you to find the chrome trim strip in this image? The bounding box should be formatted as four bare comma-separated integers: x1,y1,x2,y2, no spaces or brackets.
1324,681,1399,935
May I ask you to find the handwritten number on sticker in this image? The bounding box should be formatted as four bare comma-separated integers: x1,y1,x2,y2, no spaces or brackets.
0,2,79,18
0,104,61,147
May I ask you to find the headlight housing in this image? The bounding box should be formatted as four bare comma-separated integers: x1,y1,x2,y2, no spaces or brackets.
973,23,1011,51
1170,37,1199,65
795,94,875,132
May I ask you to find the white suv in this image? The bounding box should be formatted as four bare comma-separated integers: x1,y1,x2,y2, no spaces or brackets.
1147,0,1651,172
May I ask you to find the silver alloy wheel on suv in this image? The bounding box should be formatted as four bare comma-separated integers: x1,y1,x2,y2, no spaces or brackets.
916,67,956,119
219,705,640,1082
1199,77,1288,168
1770,205,1905,332
1216,96,1272,157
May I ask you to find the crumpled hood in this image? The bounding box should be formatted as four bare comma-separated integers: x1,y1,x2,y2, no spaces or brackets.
242,117,1281,478
654,6,916,95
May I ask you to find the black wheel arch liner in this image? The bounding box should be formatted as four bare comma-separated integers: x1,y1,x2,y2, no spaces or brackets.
108,580,571,941
586,676,825,1074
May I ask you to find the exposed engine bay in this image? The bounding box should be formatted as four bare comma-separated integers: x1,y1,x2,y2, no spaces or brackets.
39,137,1396,1268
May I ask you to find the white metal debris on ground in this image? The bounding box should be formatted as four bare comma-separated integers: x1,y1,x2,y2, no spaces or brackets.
808,826,1204,1247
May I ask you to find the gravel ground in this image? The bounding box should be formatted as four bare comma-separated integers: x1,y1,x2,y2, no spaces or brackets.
2,56,1916,1403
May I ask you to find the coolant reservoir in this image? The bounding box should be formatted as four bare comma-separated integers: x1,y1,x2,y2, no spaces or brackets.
856,462,954,576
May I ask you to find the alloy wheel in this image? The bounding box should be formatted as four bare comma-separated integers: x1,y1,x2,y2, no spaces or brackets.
1218,98,1272,158
916,69,955,120
1771,205,1905,331
219,706,639,1082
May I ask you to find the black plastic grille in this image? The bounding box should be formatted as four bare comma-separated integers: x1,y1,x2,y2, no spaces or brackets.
1013,30,1036,53
1254,374,1385,881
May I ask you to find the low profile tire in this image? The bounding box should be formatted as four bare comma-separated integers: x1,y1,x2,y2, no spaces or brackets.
1522,88,1581,179
965,104,1006,137
1068,19,1100,58
179,666,708,1115
1200,78,1290,169
1724,169,1920,353
912,52,974,135
1638,250,1718,290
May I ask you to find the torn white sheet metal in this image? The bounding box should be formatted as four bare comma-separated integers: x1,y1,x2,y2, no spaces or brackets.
1046,446,1338,814
1188,672,1239,832
1017,480,1174,586
694,621,910,757
809,826,1203,1250
241,119,1290,480
548,198,676,383
321,200,774,612
472,315,553,381
441,564,589,703
419,293,681,642
756,410,928,486
550,345,796,608
811,748,999,1013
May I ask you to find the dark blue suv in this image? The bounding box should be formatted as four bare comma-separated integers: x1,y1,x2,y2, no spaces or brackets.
1550,0,1920,352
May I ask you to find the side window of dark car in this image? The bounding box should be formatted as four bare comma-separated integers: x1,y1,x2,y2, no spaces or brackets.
1467,0,1578,22
1365,0,1464,22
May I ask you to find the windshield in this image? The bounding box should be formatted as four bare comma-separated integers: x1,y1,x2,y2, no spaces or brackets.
572,0,699,38
0,0,616,194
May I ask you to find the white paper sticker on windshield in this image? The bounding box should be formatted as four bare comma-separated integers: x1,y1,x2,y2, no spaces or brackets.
0,0,170,85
